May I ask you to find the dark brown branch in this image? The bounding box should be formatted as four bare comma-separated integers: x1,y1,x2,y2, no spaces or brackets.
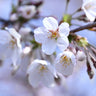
70,22,96,33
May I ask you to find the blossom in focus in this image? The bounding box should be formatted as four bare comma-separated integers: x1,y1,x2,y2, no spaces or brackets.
54,51,76,76
27,59,57,88
18,5,36,19
0,28,22,66
82,0,96,21
34,17,70,55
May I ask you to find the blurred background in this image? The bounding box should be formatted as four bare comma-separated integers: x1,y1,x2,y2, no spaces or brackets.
0,0,96,96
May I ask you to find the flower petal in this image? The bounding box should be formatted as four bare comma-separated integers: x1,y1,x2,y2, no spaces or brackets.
34,27,50,43
84,9,96,21
57,36,69,52
59,22,70,37
28,69,42,88
11,46,22,66
43,17,58,31
40,70,55,87
0,44,11,60
0,30,11,44
5,28,21,40
42,38,57,55
82,0,96,21
55,60,74,76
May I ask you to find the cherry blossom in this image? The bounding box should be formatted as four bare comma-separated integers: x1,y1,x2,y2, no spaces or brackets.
18,5,36,19
0,28,22,66
27,59,57,88
34,17,70,55
54,51,76,76
82,0,96,21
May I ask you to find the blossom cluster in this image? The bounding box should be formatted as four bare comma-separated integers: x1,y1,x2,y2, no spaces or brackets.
0,0,96,89
27,17,76,87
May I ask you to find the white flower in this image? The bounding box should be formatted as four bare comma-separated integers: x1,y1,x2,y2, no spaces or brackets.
27,59,57,88
54,51,76,76
34,17,70,55
82,0,96,21
0,28,22,66
18,5,36,19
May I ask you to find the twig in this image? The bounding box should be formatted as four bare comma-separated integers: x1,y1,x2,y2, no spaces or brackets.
0,19,14,24
70,22,96,33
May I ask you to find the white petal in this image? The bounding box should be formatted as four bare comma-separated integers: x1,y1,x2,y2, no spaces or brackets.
11,47,22,66
85,10,95,21
42,38,57,55
59,22,70,37
40,70,55,87
0,30,11,44
47,63,57,78
0,42,21,61
16,38,22,49
82,0,96,21
34,27,49,43
28,68,42,87
5,28,21,40
55,60,74,76
57,36,69,52
43,17,58,31
0,44,12,60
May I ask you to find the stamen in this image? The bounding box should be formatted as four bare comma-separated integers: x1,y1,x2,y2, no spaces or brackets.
27,10,31,15
49,28,59,39
60,55,72,67
40,65,46,71
10,40,16,49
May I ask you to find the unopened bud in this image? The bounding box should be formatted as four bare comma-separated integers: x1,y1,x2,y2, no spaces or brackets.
87,60,94,79
76,51,86,61
10,13,18,21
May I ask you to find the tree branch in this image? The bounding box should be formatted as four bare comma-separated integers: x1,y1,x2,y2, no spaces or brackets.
70,22,96,33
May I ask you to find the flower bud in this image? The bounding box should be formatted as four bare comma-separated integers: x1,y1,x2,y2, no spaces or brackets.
76,51,86,61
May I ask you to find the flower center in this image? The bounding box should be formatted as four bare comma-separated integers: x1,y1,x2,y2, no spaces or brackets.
10,39,16,49
49,28,59,40
60,55,72,67
40,65,46,71
27,10,31,15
